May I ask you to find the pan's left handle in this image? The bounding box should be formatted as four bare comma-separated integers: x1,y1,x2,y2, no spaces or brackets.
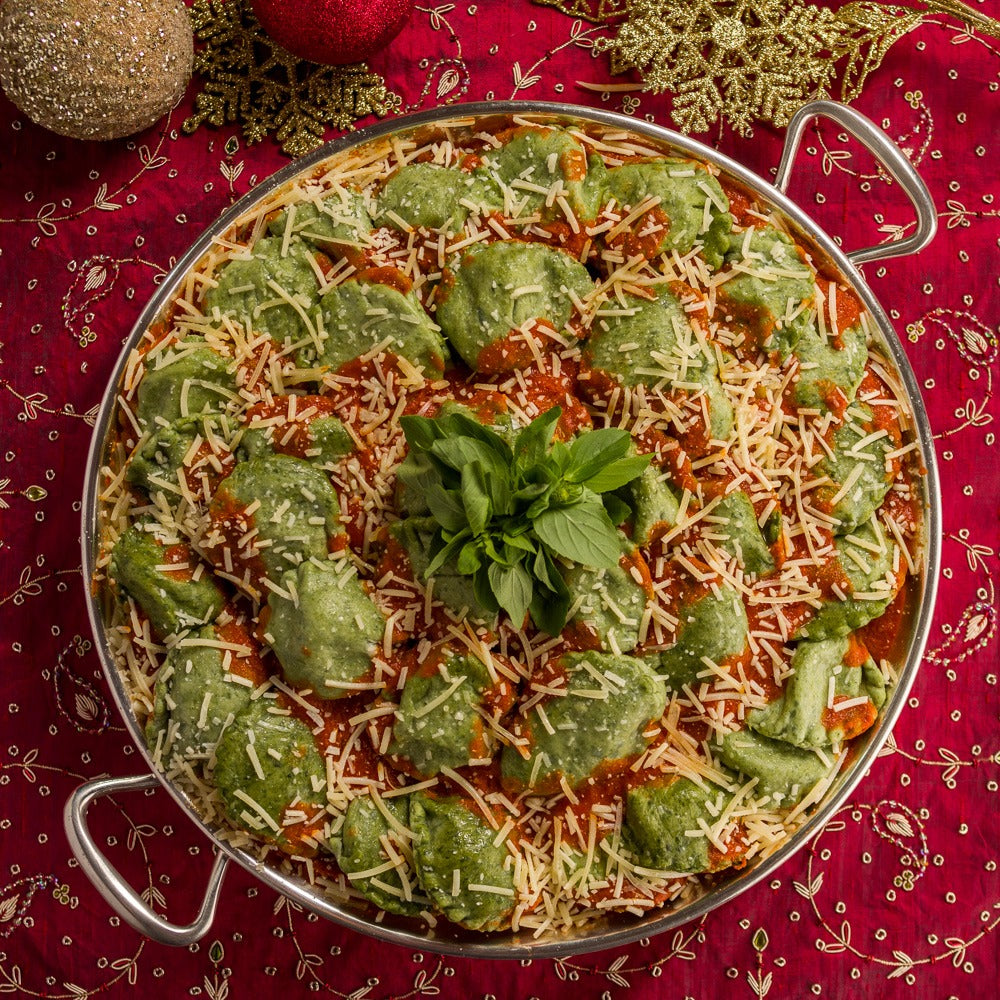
65,773,229,946
774,99,937,265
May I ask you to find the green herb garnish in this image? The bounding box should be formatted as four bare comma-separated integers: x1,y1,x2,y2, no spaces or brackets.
397,407,652,634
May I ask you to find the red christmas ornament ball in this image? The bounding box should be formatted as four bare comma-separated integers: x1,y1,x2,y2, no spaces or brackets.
251,0,412,66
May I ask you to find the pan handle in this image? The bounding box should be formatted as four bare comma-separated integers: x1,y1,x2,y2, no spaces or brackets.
774,99,937,265
64,773,229,946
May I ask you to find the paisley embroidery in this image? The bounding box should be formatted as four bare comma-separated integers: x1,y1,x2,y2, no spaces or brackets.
0,876,58,939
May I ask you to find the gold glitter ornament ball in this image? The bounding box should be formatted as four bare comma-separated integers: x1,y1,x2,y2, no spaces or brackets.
0,0,194,141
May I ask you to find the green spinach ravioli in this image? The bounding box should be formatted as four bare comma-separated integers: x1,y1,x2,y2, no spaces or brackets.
100,116,923,938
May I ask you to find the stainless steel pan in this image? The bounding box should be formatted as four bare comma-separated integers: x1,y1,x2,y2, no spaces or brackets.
68,99,942,957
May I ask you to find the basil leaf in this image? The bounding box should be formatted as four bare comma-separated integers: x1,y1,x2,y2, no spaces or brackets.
488,560,532,627
514,406,561,469
583,453,653,492
431,435,505,475
547,440,572,476
480,533,502,563
446,411,514,463
501,542,526,565
461,461,492,534
484,465,514,518
473,565,499,614
532,545,559,591
399,407,645,636
503,532,536,554
524,489,555,521
424,484,468,533
565,427,632,482
533,502,622,569
529,570,571,635
425,529,470,577
602,493,632,526
400,414,446,453
457,539,483,575
396,450,446,492
513,481,549,504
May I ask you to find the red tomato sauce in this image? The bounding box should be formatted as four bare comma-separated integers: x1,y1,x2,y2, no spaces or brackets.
815,277,863,349
858,579,912,662
604,205,672,262
716,296,779,359
356,264,414,296
160,542,197,583
202,491,270,597
718,182,759,229
475,319,565,374
822,698,878,741
215,619,269,685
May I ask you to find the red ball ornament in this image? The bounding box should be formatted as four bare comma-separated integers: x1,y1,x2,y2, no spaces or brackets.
251,0,413,66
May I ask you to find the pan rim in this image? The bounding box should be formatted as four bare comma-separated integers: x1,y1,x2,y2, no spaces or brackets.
79,99,941,958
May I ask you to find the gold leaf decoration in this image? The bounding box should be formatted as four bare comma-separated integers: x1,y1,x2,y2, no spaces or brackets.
533,0,627,21
536,0,1000,136
183,0,400,158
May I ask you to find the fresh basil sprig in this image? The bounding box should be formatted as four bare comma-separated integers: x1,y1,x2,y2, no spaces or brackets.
397,406,651,635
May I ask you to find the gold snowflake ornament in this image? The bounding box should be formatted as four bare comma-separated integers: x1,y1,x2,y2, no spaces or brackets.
539,0,1000,137
534,0,627,20
183,0,400,157
597,0,915,136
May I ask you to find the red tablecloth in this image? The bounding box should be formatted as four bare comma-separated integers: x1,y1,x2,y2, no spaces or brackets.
2,2,998,997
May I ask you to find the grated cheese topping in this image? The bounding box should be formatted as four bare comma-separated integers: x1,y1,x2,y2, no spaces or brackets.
98,113,925,941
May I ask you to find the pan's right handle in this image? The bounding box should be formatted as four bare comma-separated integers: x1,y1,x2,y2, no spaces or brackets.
65,773,229,947
774,99,937,265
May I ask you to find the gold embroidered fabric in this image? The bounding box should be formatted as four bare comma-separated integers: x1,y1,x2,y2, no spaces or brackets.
183,0,400,157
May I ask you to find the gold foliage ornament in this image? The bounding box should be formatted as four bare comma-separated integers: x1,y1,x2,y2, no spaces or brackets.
536,0,1000,137
536,0,627,17
183,0,400,157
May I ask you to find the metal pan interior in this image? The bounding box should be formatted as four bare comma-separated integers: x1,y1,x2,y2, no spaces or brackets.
81,101,941,958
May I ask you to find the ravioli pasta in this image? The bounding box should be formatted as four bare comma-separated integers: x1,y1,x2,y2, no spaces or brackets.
97,116,923,937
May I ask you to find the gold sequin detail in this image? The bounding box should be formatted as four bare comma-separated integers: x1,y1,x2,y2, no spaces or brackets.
533,0,627,20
